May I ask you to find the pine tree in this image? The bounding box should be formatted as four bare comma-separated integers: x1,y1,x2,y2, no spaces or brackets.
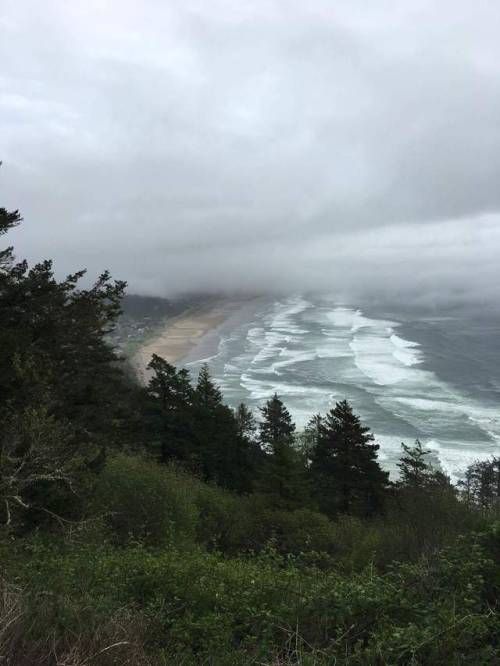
192,365,224,480
459,457,500,510
147,354,193,463
191,365,254,491
0,202,21,270
0,186,134,526
397,440,431,487
235,403,257,441
301,413,324,462
398,440,454,494
259,394,295,452
258,394,306,508
0,259,128,445
195,364,223,410
310,400,389,516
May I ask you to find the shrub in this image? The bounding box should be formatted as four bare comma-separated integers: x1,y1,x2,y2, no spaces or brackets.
194,486,269,553
6,528,500,665
91,455,198,547
266,508,337,555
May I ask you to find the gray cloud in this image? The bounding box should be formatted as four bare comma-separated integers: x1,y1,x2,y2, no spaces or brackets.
1,0,500,304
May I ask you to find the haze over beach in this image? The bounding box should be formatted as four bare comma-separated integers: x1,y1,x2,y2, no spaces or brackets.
131,296,251,383
2,1,500,479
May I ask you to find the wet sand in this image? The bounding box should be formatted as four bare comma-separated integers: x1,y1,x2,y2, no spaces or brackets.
132,298,247,383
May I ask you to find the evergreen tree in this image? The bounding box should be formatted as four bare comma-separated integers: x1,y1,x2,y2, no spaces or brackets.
397,440,432,487
459,457,500,510
0,259,129,444
300,413,324,462
0,202,21,270
195,363,223,410
258,394,306,508
310,400,389,516
235,402,257,442
0,189,136,526
192,365,254,491
398,440,455,498
0,341,92,527
234,402,264,491
147,354,193,464
259,394,295,453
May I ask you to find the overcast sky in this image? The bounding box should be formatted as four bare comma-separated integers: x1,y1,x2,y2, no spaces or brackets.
1,0,500,304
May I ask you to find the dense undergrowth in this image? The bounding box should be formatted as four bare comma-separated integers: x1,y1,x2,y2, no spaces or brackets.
3,456,500,665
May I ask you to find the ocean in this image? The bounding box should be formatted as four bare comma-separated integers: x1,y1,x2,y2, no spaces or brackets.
181,295,500,480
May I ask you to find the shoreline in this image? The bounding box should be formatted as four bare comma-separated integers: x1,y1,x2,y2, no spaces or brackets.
131,297,251,384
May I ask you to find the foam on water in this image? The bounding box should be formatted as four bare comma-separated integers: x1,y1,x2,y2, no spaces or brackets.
183,295,500,480
326,307,386,332
395,397,500,443
271,295,311,333
241,373,334,401
390,332,422,367
270,350,317,375
350,334,421,386
424,439,500,483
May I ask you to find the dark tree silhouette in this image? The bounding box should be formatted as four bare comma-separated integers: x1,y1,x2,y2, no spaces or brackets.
310,400,389,516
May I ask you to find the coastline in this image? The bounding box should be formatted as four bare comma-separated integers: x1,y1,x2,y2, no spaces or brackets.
131,297,252,384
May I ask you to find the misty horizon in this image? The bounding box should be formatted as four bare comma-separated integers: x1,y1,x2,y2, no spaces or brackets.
2,1,500,306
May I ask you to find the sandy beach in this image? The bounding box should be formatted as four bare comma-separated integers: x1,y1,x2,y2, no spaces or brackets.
132,298,247,384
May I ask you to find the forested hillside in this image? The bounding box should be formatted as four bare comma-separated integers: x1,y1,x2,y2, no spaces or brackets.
2,200,500,664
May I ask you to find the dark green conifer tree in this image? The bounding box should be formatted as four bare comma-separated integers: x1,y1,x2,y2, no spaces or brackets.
0,188,135,526
192,365,255,491
235,402,257,441
397,440,432,487
147,354,194,464
460,457,500,509
0,201,21,270
235,402,266,489
310,400,389,516
258,394,307,508
398,440,454,494
195,364,223,410
300,413,324,462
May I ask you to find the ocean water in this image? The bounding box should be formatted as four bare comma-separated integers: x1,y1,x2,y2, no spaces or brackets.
181,295,500,480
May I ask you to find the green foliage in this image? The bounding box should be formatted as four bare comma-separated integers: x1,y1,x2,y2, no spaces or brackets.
192,364,258,491
92,455,198,547
0,203,21,269
266,508,336,555
0,199,141,529
398,439,432,486
193,483,266,553
310,399,389,517
146,354,194,464
0,404,89,529
257,394,309,508
235,402,257,440
146,358,258,492
459,456,500,511
195,363,223,410
5,525,500,665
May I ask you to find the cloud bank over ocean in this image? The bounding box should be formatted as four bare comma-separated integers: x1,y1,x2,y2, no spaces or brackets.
2,1,500,304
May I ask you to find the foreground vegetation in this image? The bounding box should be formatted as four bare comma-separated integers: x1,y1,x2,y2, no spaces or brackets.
2,187,500,664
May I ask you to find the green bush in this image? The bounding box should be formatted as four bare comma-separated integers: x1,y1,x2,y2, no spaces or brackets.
91,455,199,547
195,484,268,555
6,527,500,665
265,508,337,555
193,488,338,556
